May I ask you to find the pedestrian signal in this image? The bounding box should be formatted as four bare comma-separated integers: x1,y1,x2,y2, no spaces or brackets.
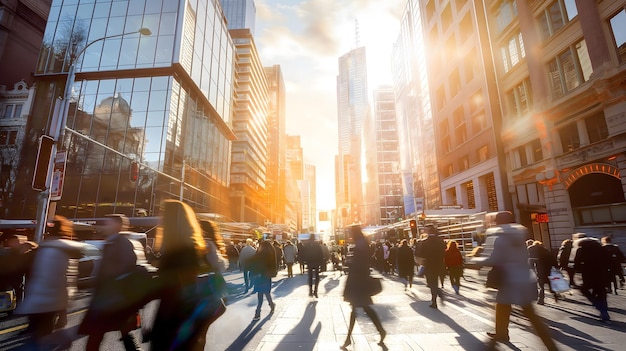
409,219,418,237
32,135,55,191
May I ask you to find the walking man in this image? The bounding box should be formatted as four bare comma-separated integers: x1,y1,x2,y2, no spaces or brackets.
302,234,324,297
238,239,257,293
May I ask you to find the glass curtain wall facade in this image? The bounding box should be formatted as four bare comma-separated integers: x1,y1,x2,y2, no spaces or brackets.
10,0,236,220
220,0,256,34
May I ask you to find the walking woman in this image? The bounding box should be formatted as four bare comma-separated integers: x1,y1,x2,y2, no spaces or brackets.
397,239,415,289
341,225,386,349
445,240,464,294
249,240,277,320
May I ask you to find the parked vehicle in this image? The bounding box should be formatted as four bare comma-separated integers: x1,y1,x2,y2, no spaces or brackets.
77,242,103,289
0,288,16,316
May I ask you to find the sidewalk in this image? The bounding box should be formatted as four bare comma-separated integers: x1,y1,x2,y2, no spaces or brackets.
213,267,626,351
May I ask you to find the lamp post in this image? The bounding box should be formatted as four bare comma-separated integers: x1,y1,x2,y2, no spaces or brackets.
33,28,151,243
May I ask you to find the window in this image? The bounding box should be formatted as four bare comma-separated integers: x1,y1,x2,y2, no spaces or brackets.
470,90,484,115
465,49,476,83
515,145,528,167
449,69,461,97
609,10,626,63
472,113,486,134
496,0,517,33
436,85,445,111
559,123,580,152
2,104,23,119
440,120,451,153
459,14,472,43
441,5,453,31
460,155,469,171
547,40,592,99
501,32,526,73
507,78,532,118
585,112,609,143
477,145,489,161
531,139,543,162
0,130,18,146
455,122,467,146
538,0,578,40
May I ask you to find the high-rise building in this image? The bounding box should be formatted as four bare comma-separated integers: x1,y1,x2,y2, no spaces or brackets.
220,0,256,34
336,46,368,226
486,0,626,248
264,65,287,225
391,0,440,215
419,0,512,214
229,28,269,224
9,0,236,219
286,135,304,232
304,163,316,232
371,86,403,225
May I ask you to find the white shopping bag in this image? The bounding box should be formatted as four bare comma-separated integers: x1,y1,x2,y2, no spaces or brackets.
548,268,569,293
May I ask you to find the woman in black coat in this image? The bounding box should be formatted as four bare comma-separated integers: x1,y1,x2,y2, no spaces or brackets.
249,240,277,320
397,239,415,289
341,225,386,349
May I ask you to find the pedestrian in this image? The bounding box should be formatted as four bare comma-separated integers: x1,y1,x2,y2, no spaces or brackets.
574,236,612,322
341,225,386,349
389,242,398,275
225,241,240,271
149,200,223,350
273,240,284,271
374,242,385,274
601,236,625,294
321,242,331,272
557,239,576,286
444,240,464,295
422,225,446,308
0,233,38,303
283,240,297,278
474,211,557,350
79,214,143,351
528,240,558,304
302,234,324,297
397,239,415,289
239,238,257,293
249,240,277,320
297,241,306,274
16,215,83,349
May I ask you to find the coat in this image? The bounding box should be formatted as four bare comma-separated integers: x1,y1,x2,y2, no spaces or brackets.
478,224,537,305
421,234,445,278
343,236,373,307
283,243,297,264
16,239,83,314
397,244,415,277
238,245,256,270
575,238,611,288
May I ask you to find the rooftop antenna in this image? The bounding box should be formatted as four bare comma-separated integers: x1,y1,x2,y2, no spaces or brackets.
354,19,360,48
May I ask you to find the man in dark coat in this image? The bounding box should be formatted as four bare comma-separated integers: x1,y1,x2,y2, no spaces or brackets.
575,237,612,322
301,234,324,297
601,236,625,293
421,225,446,308
528,240,557,304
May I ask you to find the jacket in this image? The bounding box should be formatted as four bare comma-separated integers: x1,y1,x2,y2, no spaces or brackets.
238,245,256,269
16,239,83,314
478,224,537,305
283,243,297,264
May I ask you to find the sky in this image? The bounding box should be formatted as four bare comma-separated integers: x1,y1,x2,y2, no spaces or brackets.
254,0,406,212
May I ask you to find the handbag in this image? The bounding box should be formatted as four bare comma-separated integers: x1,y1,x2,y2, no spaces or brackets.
548,267,569,293
91,265,159,317
367,276,383,296
485,266,504,289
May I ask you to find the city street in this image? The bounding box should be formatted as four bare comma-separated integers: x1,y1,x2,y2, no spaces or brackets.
1,265,625,350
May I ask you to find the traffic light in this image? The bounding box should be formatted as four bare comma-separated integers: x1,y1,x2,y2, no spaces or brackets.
129,161,139,182
409,219,418,237
32,135,55,191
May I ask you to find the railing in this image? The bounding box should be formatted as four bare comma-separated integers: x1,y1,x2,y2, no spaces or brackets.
436,219,484,254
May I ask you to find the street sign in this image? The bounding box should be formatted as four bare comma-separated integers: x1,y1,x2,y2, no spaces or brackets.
50,151,67,201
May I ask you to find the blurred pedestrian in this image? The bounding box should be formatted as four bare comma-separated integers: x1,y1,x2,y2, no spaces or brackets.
301,234,324,297
79,214,143,351
557,239,575,286
475,211,557,350
297,241,306,274
528,240,558,304
422,225,446,308
249,240,277,320
321,242,331,272
0,233,38,303
273,240,284,271
444,240,464,295
239,238,257,293
149,200,223,350
283,240,297,278
225,241,240,271
342,225,386,349
16,215,83,348
601,236,625,294
397,239,415,289
575,236,612,322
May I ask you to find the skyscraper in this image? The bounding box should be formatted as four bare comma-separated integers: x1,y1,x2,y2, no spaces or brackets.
11,0,236,219
336,46,368,226
265,65,287,225
220,0,256,34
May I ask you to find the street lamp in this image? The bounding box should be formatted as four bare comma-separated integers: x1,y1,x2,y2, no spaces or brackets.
34,28,151,243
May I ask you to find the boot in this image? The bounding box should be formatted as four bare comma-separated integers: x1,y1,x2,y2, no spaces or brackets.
453,285,460,294
121,333,142,351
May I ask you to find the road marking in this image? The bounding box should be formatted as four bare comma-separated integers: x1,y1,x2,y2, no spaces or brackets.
0,308,87,336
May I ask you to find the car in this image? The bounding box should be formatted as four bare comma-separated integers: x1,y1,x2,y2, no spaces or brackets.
77,242,103,289
0,288,16,316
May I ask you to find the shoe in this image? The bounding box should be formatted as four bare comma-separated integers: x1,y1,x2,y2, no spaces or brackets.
378,330,386,345
537,300,545,305
270,303,276,314
486,332,509,342
314,291,318,298
253,313,260,320
429,303,437,309
121,333,142,351
341,339,351,349
309,291,313,297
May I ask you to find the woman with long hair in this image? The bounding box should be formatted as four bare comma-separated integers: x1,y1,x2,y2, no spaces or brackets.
445,240,464,294
341,225,386,349
249,240,277,320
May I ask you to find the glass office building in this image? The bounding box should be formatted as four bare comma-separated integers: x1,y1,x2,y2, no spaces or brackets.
12,0,236,219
